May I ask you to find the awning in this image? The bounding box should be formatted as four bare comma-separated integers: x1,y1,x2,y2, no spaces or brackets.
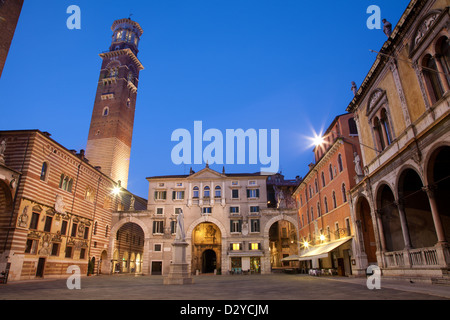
281,255,302,262
297,237,352,261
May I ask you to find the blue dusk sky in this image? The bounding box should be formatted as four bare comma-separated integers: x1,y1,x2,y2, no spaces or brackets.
0,0,409,199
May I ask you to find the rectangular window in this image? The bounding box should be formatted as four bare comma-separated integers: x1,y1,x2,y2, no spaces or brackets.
231,243,241,251
61,220,68,235
230,220,242,233
249,243,261,250
172,191,185,200
170,220,177,234
250,206,260,214
247,189,260,198
44,216,52,232
232,189,239,199
250,219,260,233
229,206,239,214
154,191,167,200
248,180,256,185
156,208,164,215
153,221,164,234
154,244,162,252
232,181,238,186
25,239,38,254
202,207,212,214
51,243,60,256
345,218,351,236
80,248,86,260
84,226,90,240
65,246,73,258
71,223,78,237
175,208,182,215
30,212,39,230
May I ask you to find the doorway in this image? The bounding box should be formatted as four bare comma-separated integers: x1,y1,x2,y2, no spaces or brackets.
36,258,45,278
151,261,162,275
202,250,216,273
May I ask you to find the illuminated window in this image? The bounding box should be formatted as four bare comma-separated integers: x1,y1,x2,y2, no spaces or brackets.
250,243,261,250
232,243,241,251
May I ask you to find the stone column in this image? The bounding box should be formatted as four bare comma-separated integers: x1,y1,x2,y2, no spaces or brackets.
375,209,387,253
394,200,412,250
422,185,447,244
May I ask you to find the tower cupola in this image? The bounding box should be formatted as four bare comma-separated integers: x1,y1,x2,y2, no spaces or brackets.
110,18,144,56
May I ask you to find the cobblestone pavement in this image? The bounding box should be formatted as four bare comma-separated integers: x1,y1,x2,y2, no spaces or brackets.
1,274,449,300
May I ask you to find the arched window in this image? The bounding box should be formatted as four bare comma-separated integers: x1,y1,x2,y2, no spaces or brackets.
103,107,109,116
342,184,347,203
337,154,343,172
94,221,98,236
40,162,48,181
317,202,321,217
321,172,326,187
59,174,65,188
373,117,386,151
310,207,314,221
314,179,319,193
324,197,329,213
203,186,210,198
309,185,313,198
423,54,444,104
193,186,199,198
332,191,337,209
380,108,392,146
215,185,222,198
67,178,73,193
329,164,334,181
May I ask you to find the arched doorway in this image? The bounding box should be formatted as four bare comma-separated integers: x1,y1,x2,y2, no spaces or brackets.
377,184,403,252
398,169,436,248
113,222,145,274
0,179,13,250
356,197,377,263
426,146,450,243
269,220,298,268
192,223,221,274
202,249,216,273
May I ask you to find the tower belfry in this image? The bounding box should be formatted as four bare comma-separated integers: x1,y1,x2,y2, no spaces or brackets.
86,18,144,189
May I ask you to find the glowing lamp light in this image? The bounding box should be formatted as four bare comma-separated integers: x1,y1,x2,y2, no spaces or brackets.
319,234,326,241
112,186,121,196
303,241,309,248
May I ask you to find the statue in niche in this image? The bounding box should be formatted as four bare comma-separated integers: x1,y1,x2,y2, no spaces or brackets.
354,152,363,176
39,234,51,256
18,206,29,228
55,195,66,216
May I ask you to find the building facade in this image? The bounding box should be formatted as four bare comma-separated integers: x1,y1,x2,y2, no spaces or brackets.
0,130,125,280
293,113,363,276
347,0,450,280
109,167,300,276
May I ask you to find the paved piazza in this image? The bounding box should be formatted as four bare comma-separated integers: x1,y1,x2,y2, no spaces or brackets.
1,274,449,300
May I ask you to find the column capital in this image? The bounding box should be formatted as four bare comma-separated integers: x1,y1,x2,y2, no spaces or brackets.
422,184,436,199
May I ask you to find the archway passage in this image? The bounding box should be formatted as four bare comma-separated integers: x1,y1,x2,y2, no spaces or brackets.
113,222,145,273
399,169,436,248
192,223,221,274
378,184,403,252
269,220,298,268
202,249,217,273
357,197,377,263
427,146,450,243
0,180,13,250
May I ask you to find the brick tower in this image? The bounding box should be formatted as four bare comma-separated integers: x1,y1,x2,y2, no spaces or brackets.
86,18,144,189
